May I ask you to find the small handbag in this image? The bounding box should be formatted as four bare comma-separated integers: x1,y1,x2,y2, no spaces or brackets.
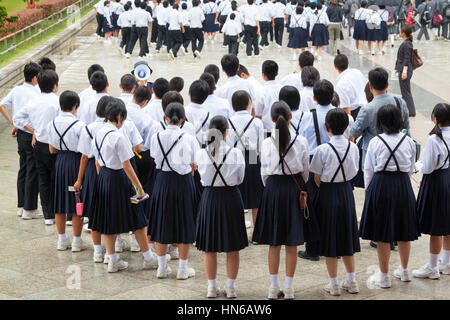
412,48,423,70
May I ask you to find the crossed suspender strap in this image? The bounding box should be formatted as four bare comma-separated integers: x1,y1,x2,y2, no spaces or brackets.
377,134,408,172
327,142,351,183
52,120,79,151
275,134,299,175
85,126,93,140
228,118,254,149
311,109,322,147
206,147,233,187
156,132,185,172
438,135,450,170
195,112,210,135
95,130,115,166
290,112,304,136
160,121,166,130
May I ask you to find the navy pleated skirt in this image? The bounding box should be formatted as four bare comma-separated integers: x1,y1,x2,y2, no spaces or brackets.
311,24,329,47
359,171,420,242
196,186,248,252
417,168,450,236
51,151,81,215
203,13,219,33
252,174,308,246
149,171,198,244
239,151,263,209
88,167,149,234
136,151,156,220
353,20,367,40
103,16,113,33
375,21,388,41
112,13,120,30
366,28,378,41
288,27,309,49
81,158,97,218
316,182,360,257
193,170,204,202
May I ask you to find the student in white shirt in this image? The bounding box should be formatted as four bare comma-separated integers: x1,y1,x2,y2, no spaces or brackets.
352,1,370,54
117,3,133,53
12,70,60,225
180,3,192,54
365,8,381,56
255,60,283,132
77,71,109,125
111,0,123,40
134,1,153,58
216,0,232,38
186,80,211,147
413,103,450,280
221,13,242,55
155,0,170,51
150,0,160,44
309,3,330,61
236,64,264,113
287,6,309,60
360,104,419,289
118,74,136,106
143,77,170,122
167,3,185,59
102,1,114,41
0,62,41,219
280,49,315,94
330,91,355,140
195,115,247,299
148,102,200,280
310,108,360,296
299,66,320,113
94,0,105,37
199,72,231,118
279,85,311,138
272,0,286,47
79,64,104,112
202,0,220,42
188,0,205,58
241,0,261,57
252,101,310,300
259,0,274,47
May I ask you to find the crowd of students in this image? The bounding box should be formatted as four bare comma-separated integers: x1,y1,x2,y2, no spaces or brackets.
0,50,449,300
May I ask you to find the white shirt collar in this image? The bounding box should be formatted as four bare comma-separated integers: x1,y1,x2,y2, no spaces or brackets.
166,124,181,131
330,135,348,143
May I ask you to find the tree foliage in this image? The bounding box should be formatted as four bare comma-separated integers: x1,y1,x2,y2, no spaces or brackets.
0,0,19,34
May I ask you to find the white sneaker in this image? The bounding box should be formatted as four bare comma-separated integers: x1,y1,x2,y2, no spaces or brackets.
371,50,375,55
358,49,363,55
276,44,282,48
83,224,91,232
368,271,391,288
45,219,55,225
439,262,450,275
66,220,72,226
130,241,141,252
72,239,88,252
259,45,264,51
393,266,411,282
282,287,294,300
224,287,237,299
108,259,128,273
169,50,175,60
143,254,159,270
194,50,201,58
57,238,71,251
146,53,153,57
17,208,23,217
207,286,220,298
167,245,179,260
103,254,110,264
412,264,440,279
177,267,195,280
291,54,297,61
318,56,322,61
157,265,172,278
324,283,341,296
267,287,283,300
341,280,360,293
22,210,40,220
83,217,89,224
93,251,104,263
115,239,129,253
245,220,252,229
125,53,131,58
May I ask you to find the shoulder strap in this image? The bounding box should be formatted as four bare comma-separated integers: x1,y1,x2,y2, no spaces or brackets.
438,135,450,170
195,112,210,135
290,112,304,135
377,134,408,171
311,109,322,147
328,142,351,183
53,120,79,151
157,132,185,172
206,146,233,186
85,126,93,140
273,134,299,174
228,117,255,149
160,121,166,130
95,130,115,166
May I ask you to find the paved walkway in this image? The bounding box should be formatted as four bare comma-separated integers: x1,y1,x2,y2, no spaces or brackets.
0,21,449,300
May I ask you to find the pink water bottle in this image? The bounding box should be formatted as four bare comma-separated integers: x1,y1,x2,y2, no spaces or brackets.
75,191,84,217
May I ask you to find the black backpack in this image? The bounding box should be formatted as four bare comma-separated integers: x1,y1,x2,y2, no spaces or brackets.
421,7,432,24
445,4,450,19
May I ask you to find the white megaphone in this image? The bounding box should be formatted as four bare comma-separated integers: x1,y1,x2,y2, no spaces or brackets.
133,61,152,81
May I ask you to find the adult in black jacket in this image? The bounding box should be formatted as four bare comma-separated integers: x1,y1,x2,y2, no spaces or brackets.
395,26,416,117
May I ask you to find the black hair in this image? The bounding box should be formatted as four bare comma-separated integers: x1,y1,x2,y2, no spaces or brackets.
165,102,185,125
230,13,236,19
299,51,314,69
279,85,300,111
376,104,403,134
97,96,114,118
301,66,320,87
124,3,131,10
313,79,334,106
361,0,368,8
333,54,349,72
193,0,200,6
121,74,136,92
271,101,292,158
331,91,340,107
231,90,251,112
325,108,348,135
310,2,316,10
368,67,389,91
133,86,151,105
59,90,80,112
182,2,187,9
207,115,229,156
237,64,249,77
247,0,253,4
189,80,210,104
90,71,108,92
317,3,322,10
429,103,450,140
163,0,169,7
104,0,110,5
37,70,59,93
105,98,127,123
162,91,184,111
152,77,170,99
231,0,237,10
169,76,185,93
140,1,147,8
221,54,239,77
364,81,374,103
401,25,413,41
172,3,179,9
199,72,216,95
296,6,303,14
134,0,141,7
24,62,42,82
204,64,220,83
262,60,278,80
87,64,104,82
38,57,56,71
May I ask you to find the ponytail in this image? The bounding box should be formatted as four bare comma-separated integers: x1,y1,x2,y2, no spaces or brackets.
429,103,450,140
207,116,229,157
165,102,185,125
271,101,292,158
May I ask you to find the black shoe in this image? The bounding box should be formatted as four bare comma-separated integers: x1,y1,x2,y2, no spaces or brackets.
390,242,396,251
370,241,377,249
298,250,320,261
337,49,341,55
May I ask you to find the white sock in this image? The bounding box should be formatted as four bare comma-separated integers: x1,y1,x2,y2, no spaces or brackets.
131,233,137,243
283,276,293,289
110,253,119,263
94,245,103,253
390,35,394,45
380,271,389,278
116,234,122,243
226,278,235,289
346,272,356,283
73,236,81,244
150,243,156,251
269,274,279,289
142,250,153,262
330,276,339,286
179,259,188,270
58,234,67,241
208,279,217,288
157,255,167,268
441,250,450,265
429,253,439,268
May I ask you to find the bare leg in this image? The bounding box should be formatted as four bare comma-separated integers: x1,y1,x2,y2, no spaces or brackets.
156,243,168,257
377,242,391,273
252,208,258,225
104,234,118,255
397,241,411,269
72,214,83,237
134,227,150,252
178,243,191,260
55,213,66,235
325,257,338,278
91,230,101,246
443,235,450,250
285,246,297,277
430,236,443,254
268,245,282,275
342,256,355,273
226,251,239,280
204,252,218,280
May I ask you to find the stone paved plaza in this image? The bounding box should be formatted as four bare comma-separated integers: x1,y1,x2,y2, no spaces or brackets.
0,20,449,300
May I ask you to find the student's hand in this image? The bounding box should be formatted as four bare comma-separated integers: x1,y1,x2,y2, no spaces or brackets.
190,162,198,172
401,72,407,80
418,180,422,188
31,134,36,148
137,186,145,199
74,180,82,192
11,127,18,138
